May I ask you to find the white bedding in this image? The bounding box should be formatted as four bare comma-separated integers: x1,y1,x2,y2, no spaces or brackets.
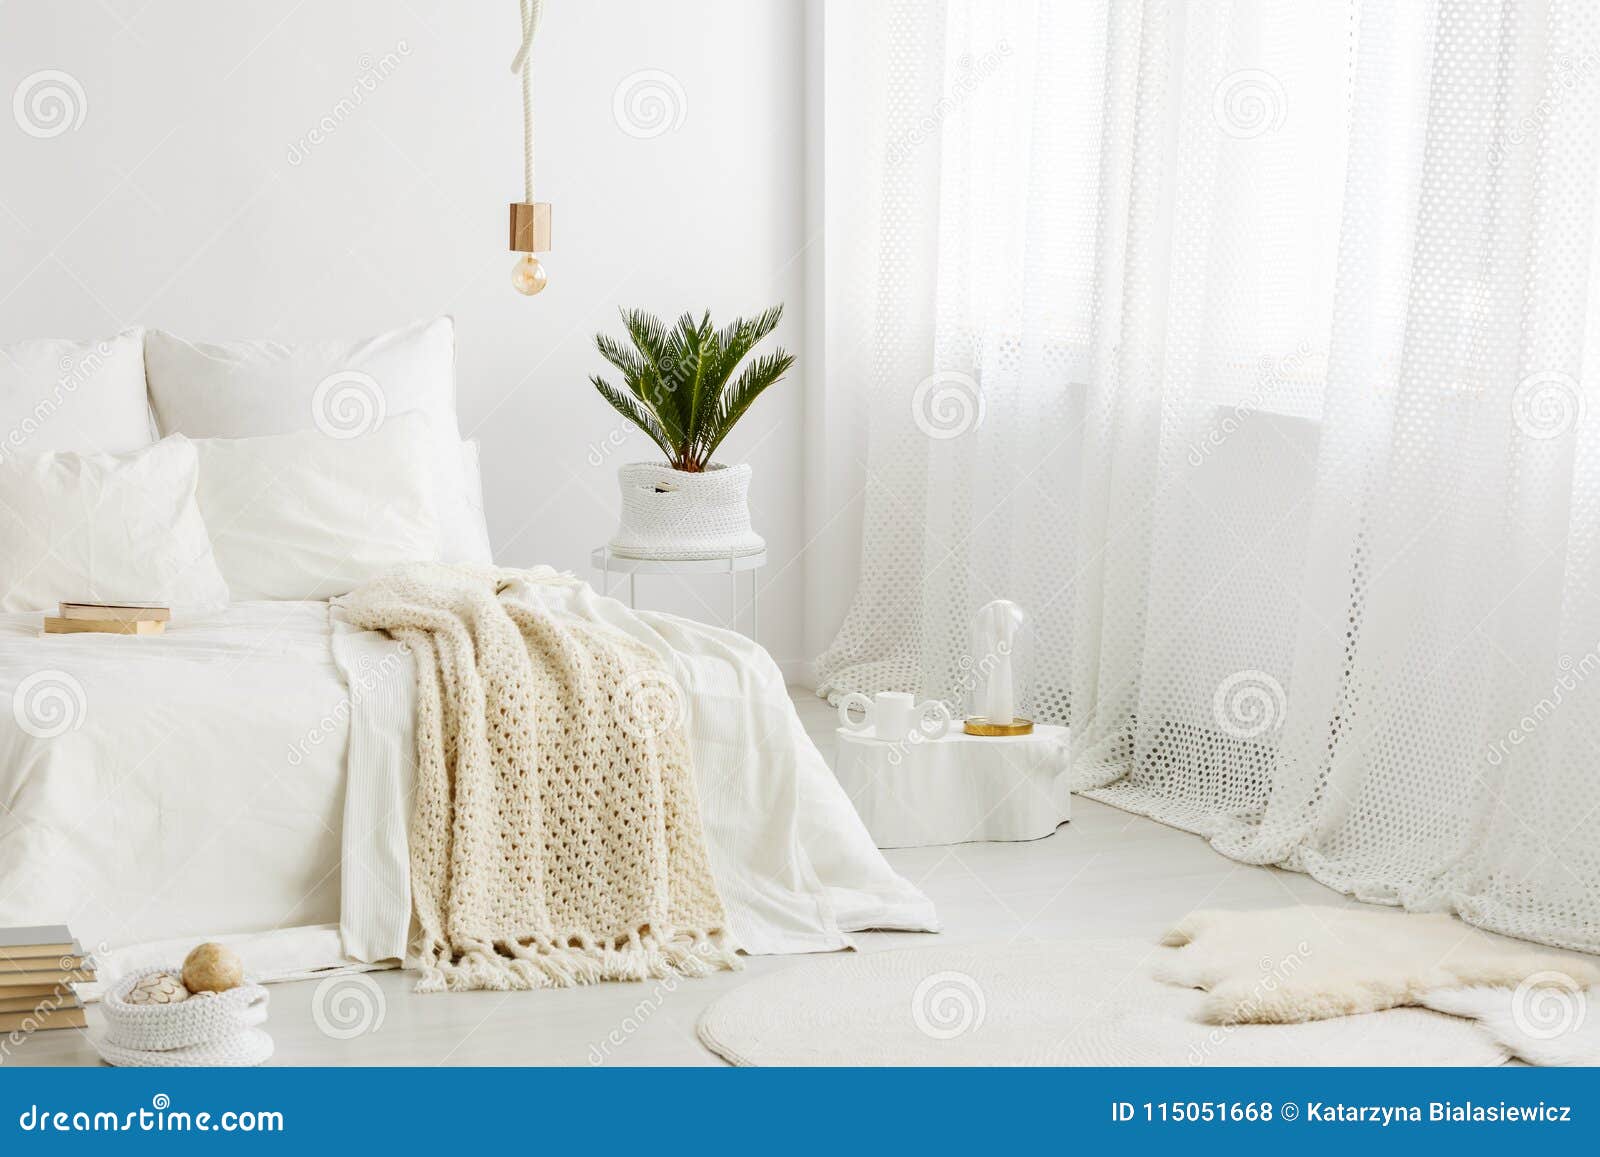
0,585,936,978
0,602,349,954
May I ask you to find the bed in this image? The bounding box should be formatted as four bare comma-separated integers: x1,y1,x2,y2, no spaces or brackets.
0,587,938,982
0,320,937,986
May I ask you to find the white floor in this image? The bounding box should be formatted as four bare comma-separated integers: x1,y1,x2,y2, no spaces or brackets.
11,690,1362,1067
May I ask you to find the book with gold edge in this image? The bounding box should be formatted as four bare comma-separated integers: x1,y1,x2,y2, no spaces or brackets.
0,1006,86,1032
0,925,74,960
58,601,171,622
0,966,95,986
43,617,165,636
0,991,79,1013
0,982,78,1000
0,949,88,973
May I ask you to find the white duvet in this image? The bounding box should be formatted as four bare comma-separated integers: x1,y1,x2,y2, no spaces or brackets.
0,582,936,978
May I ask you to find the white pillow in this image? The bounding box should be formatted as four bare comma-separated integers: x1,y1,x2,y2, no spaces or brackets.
0,436,229,613
192,414,440,601
143,318,490,564
1,330,152,461
459,439,493,562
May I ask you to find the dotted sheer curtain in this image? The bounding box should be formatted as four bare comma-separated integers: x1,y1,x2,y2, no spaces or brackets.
816,0,1600,952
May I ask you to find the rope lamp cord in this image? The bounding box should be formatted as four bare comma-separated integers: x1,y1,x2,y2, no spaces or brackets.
512,0,542,202
509,0,550,295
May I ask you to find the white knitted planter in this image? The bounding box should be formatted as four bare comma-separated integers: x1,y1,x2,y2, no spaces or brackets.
608,462,765,560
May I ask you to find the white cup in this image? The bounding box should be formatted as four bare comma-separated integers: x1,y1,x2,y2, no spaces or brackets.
911,699,953,742
837,692,875,732
872,692,917,742
838,691,952,742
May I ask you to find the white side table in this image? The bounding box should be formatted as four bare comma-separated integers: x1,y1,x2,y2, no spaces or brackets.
831,724,1071,848
590,547,766,638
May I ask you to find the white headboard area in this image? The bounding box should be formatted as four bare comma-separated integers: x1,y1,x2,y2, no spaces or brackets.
0,0,807,671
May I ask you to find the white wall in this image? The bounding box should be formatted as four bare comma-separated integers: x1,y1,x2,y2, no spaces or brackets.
0,0,809,670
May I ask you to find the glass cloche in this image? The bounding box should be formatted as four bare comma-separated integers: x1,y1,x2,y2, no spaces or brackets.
963,599,1035,735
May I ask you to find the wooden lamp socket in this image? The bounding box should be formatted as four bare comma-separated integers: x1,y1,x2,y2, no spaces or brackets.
509,202,552,252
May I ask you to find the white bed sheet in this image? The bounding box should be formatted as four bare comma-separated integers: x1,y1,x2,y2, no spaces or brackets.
0,602,351,957
0,588,936,979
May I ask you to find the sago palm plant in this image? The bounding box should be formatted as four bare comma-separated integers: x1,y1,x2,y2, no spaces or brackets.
591,305,795,473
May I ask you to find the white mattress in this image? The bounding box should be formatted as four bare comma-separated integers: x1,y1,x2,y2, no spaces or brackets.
0,589,937,977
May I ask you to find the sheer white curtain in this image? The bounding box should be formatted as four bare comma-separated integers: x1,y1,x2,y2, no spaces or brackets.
816,0,1600,952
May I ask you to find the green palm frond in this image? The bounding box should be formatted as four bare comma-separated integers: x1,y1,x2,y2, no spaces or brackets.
618,309,679,433
700,349,796,463
678,312,716,462
695,306,782,458
597,325,683,449
712,305,783,386
591,376,676,462
592,304,791,472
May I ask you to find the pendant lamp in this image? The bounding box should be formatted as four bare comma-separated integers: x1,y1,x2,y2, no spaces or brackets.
509,0,551,294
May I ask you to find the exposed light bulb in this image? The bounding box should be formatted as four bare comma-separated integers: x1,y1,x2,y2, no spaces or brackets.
511,253,548,295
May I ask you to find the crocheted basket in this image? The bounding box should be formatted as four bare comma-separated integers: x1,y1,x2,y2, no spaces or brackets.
95,966,273,1067
608,461,765,560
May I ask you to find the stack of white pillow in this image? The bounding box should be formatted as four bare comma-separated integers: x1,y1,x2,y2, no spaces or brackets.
0,318,493,614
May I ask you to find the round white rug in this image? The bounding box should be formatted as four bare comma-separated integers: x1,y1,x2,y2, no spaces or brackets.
697,939,1507,1066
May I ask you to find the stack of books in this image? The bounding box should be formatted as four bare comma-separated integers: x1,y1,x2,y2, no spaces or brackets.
43,601,170,636
0,925,94,1032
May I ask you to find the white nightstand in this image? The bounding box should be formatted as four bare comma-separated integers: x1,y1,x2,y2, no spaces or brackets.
590,547,767,638
831,723,1071,848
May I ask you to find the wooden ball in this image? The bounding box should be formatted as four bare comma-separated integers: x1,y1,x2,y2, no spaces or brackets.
181,942,243,994
126,971,188,1005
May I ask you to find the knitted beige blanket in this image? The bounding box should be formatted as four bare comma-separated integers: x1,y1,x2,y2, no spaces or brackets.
335,563,740,992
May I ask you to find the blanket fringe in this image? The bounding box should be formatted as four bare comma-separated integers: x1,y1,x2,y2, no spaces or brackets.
413,930,741,994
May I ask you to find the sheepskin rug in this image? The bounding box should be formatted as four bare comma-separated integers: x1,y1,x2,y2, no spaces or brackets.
1159,907,1600,1029
696,938,1506,1066
1423,985,1600,1066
